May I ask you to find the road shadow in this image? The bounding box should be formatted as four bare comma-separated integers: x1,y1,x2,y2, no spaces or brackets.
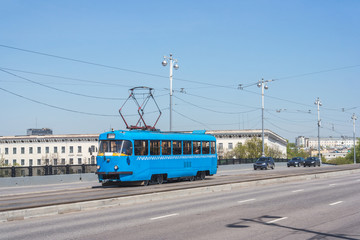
226,215,360,240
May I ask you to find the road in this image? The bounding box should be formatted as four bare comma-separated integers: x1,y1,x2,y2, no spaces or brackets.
1,171,359,239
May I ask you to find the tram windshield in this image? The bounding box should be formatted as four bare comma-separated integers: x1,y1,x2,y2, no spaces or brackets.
99,140,133,155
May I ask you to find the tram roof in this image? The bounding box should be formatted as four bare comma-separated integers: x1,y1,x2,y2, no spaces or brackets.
99,130,216,141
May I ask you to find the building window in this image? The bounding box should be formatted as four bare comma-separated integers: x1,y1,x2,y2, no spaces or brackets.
228,143,233,150
29,147,33,154
37,159,41,165
13,147,17,154
61,158,65,165
78,158,82,164
70,158,74,164
91,156,95,164
78,146,82,153
219,143,223,150
29,159,33,166
37,147,41,154
13,159,16,166
62,146,65,153
5,160,9,165
45,159,49,165
21,159,25,166
46,147,49,154
54,159,58,165
5,148,8,155
54,147,58,153
21,147,25,154
70,146,73,153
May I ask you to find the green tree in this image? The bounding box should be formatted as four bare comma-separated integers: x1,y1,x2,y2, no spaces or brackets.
287,142,309,159
224,137,285,159
345,138,360,163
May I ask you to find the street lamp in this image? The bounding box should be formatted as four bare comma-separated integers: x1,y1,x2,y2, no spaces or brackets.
162,53,179,131
257,78,272,157
314,97,322,161
351,113,357,164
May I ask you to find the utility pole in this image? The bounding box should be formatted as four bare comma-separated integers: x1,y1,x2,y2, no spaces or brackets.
257,78,272,157
314,97,322,161
351,113,357,164
162,54,179,131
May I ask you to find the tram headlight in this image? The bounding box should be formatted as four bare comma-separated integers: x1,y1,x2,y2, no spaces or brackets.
96,165,100,170
114,165,119,170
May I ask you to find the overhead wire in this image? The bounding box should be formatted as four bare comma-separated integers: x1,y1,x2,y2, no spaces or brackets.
0,68,127,100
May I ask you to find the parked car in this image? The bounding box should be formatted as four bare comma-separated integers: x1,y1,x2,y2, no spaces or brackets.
287,157,305,167
303,157,321,167
254,157,275,170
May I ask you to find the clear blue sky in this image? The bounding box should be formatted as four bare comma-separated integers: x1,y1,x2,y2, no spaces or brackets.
0,0,359,142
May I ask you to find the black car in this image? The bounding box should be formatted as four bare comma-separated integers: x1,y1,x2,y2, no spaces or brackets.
254,157,275,170
287,157,305,167
303,157,321,167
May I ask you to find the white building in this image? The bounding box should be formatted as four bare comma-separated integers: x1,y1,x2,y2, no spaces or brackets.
0,134,98,167
296,136,358,149
207,129,287,158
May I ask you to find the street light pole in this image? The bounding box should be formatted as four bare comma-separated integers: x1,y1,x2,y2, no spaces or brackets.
162,54,179,131
314,97,322,161
351,113,357,164
257,78,270,157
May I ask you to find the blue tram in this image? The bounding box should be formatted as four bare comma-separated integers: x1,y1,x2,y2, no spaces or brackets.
96,129,217,185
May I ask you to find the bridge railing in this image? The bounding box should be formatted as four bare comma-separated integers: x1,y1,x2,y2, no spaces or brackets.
218,158,289,165
0,164,97,178
1,158,289,177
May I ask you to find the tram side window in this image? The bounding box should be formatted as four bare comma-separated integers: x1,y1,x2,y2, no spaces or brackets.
202,141,210,154
150,140,160,155
173,141,182,155
210,141,216,154
183,141,192,155
193,141,201,154
134,140,148,156
161,140,171,155
99,141,109,153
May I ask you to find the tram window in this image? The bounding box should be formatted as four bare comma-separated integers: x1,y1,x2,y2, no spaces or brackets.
121,141,133,155
161,140,171,155
202,141,210,154
183,141,192,155
134,140,148,156
99,140,132,155
193,141,201,154
210,141,216,154
173,141,182,155
150,140,160,155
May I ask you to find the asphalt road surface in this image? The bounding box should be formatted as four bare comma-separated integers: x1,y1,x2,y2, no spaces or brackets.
1,171,359,240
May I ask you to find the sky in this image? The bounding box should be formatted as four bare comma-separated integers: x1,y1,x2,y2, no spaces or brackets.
0,0,359,142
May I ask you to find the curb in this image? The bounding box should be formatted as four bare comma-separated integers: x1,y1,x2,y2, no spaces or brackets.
1,168,359,222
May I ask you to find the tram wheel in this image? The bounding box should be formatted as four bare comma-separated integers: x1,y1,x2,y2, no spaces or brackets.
189,176,195,181
199,171,206,180
156,174,164,184
143,180,149,186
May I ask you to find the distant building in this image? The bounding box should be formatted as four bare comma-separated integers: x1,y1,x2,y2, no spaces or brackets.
296,136,358,149
27,128,53,136
0,134,98,167
207,129,287,159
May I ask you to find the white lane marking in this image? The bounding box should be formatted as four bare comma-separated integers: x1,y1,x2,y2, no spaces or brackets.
329,184,337,187
150,213,179,220
356,179,360,182
267,217,288,224
329,201,343,206
237,199,256,204
292,189,304,193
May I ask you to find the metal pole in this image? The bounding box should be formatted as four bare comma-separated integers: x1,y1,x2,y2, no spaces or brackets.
352,113,357,164
261,80,265,157
169,54,173,132
315,97,322,161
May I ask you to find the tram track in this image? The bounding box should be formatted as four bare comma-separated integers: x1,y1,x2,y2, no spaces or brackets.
0,164,359,214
